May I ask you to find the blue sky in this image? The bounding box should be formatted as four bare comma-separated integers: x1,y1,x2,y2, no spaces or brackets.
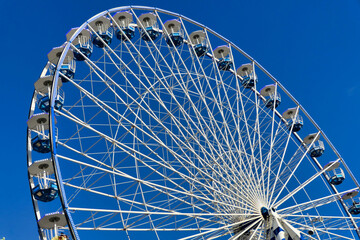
1,0,360,239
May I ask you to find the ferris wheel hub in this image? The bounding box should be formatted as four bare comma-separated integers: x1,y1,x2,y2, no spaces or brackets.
260,207,270,219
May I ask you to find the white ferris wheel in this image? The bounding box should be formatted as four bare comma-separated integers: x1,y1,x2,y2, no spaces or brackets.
27,6,360,240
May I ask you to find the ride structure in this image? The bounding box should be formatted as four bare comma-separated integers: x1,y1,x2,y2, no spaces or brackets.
27,6,360,240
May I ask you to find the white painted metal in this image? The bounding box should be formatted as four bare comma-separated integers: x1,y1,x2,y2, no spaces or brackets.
27,6,360,240
28,159,54,176
189,30,206,44
113,11,133,27
164,19,181,32
138,12,157,27
27,113,50,130
260,84,277,96
324,161,341,171
282,107,299,119
88,16,111,29
213,45,230,58
34,76,62,94
303,133,321,144
237,63,253,77
342,190,359,200
66,28,91,45
38,212,67,229
47,46,74,64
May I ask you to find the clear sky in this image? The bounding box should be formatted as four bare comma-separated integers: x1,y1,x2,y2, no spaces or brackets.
1,0,360,239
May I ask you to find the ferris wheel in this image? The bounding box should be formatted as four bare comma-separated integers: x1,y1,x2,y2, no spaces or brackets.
26,6,360,240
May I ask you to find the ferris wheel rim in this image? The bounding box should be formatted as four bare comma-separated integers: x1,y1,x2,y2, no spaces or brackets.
26,5,360,240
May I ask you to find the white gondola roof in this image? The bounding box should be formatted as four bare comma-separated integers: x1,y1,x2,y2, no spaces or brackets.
28,158,54,176
47,46,74,65
27,113,50,130
213,45,230,59
88,16,111,29
260,84,277,96
303,133,320,144
113,11,133,27
282,107,299,119
138,12,157,27
341,190,359,200
34,76,62,94
237,63,253,77
164,19,181,33
66,28,91,42
189,30,206,44
323,161,341,172
38,212,67,229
